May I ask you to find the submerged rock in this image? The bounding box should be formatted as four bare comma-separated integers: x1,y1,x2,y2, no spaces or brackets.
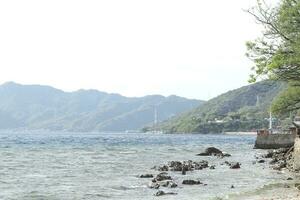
182,180,202,185
223,161,241,169
139,174,153,178
154,190,177,196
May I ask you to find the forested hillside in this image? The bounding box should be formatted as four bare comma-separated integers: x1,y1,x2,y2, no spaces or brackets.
158,81,287,133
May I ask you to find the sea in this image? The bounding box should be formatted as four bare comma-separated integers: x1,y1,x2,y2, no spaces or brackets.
0,131,294,200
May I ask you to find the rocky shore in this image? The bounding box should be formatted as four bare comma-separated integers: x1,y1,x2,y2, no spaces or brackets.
138,147,243,197
137,146,300,198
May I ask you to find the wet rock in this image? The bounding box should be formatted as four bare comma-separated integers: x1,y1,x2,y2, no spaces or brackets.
148,182,160,189
169,161,182,170
264,150,274,158
158,165,169,171
258,160,265,163
160,180,178,188
182,180,202,185
154,190,177,196
153,173,172,182
223,161,241,169
287,177,293,180
230,162,241,169
197,147,223,156
209,165,216,170
182,167,186,175
149,179,178,189
197,147,231,158
231,185,235,189
139,174,154,178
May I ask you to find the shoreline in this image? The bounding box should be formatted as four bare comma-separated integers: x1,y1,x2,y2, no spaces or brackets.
224,131,257,135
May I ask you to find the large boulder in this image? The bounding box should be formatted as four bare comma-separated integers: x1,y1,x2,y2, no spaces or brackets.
197,147,231,157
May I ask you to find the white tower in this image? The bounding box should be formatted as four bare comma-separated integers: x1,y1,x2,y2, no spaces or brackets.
269,111,273,131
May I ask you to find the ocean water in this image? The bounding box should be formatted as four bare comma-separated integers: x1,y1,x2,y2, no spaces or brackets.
0,131,292,200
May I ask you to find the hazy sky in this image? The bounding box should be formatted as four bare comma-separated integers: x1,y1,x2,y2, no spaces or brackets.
0,0,268,100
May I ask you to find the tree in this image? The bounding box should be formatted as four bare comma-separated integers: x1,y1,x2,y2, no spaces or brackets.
246,0,300,115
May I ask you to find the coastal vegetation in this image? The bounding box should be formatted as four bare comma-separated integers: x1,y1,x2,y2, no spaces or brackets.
246,0,300,116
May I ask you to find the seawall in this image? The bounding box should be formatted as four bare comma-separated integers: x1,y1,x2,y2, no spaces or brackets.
254,133,296,149
293,137,300,171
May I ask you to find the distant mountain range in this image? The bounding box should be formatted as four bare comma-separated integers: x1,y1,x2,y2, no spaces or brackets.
0,82,203,132
158,81,287,133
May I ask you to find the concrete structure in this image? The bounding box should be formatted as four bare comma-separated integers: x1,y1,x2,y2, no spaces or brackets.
293,137,300,171
254,131,296,149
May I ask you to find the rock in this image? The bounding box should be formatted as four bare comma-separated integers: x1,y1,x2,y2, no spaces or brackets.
169,182,178,188
148,182,160,189
194,160,209,170
160,180,178,188
153,173,172,182
231,185,235,189
139,174,153,178
197,147,223,156
295,183,300,190
182,180,202,185
223,161,231,166
287,177,293,180
209,165,216,170
264,150,274,158
230,162,241,169
222,153,232,157
149,179,178,189
158,165,169,171
182,168,186,175
154,191,177,196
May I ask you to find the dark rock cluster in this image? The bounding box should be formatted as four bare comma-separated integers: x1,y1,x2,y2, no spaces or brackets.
260,147,293,171
138,147,243,197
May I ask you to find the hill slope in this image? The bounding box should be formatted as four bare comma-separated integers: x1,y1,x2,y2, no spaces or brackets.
159,81,287,133
0,82,203,132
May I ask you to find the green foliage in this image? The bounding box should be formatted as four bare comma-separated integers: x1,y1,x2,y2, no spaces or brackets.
159,81,286,133
272,82,300,115
246,0,300,115
246,0,300,82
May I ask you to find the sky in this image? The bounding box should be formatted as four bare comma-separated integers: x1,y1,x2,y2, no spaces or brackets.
0,0,269,100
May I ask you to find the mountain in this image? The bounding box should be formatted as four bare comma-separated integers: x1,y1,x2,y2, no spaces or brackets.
158,81,287,133
0,82,203,132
